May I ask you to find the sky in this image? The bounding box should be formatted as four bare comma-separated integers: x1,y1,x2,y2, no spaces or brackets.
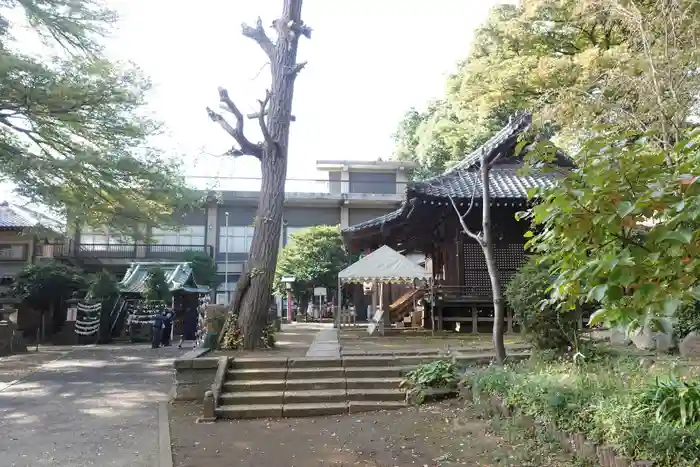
1,0,504,203
102,0,502,190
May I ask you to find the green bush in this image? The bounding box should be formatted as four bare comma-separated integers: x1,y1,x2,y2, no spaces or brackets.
400,360,460,404
465,355,700,466
675,302,700,340
505,258,581,351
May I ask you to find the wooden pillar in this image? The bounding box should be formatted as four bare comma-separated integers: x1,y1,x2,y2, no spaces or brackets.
471,307,478,334
507,309,514,334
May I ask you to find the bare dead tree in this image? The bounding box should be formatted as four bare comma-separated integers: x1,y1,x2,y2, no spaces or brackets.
442,151,507,363
207,1,312,349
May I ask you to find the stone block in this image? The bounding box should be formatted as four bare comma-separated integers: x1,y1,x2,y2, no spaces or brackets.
680,331,700,358
609,327,630,345
173,359,193,370
192,357,220,369
615,456,632,467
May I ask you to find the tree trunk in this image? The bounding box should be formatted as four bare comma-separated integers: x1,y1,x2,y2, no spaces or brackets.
214,0,306,350
480,158,507,363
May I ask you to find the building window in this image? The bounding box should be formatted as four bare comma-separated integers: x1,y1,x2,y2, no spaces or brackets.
0,244,27,261
152,226,205,246
285,226,308,245
216,281,237,305
80,232,128,250
219,226,254,253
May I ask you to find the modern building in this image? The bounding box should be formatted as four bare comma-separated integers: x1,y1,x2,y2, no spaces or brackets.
52,159,417,307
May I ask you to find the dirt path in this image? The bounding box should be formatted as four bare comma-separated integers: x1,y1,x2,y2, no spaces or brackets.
169,399,574,467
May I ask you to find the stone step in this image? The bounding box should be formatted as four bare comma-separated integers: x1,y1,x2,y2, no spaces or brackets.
286,367,345,379
284,389,347,404
227,368,287,381
287,357,342,368
285,378,345,391
347,388,406,402
282,402,348,417
229,357,288,369
344,366,413,378
223,379,286,392
348,400,407,414
216,403,283,419
345,377,402,390
219,390,284,405
342,355,398,367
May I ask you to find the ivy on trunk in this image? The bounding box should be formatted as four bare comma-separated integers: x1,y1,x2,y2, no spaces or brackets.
207,0,311,350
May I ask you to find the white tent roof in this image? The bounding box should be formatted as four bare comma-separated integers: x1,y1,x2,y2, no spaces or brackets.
338,245,430,284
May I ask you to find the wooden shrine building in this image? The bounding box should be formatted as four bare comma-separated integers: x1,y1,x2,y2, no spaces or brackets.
341,113,573,332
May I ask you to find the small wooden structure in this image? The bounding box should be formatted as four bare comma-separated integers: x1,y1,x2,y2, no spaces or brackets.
341,113,573,332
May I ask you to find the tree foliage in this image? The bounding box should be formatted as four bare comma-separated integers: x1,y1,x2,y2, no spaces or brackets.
273,225,349,304
184,250,219,289
12,261,87,310
524,130,700,331
0,0,194,235
145,267,171,303
88,269,119,300
394,0,700,176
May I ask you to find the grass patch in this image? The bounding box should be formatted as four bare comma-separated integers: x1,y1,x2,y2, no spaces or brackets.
464,350,700,466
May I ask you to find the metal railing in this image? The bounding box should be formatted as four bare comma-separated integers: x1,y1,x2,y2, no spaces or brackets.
186,176,408,195
52,241,213,260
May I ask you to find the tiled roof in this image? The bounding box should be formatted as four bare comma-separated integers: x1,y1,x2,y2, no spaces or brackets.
341,112,572,238
411,165,559,199
119,262,204,295
0,202,35,228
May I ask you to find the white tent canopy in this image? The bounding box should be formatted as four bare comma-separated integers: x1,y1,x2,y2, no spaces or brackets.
338,245,430,284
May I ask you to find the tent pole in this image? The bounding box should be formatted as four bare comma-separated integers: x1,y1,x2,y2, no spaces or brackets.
335,277,341,329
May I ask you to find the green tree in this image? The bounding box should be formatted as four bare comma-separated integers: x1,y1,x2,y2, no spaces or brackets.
88,269,119,343
145,267,171,303
273,225,349,307
12,262,87,338
395,0,700,175
0,0,194,235
184,250,220,289
524,129,700,331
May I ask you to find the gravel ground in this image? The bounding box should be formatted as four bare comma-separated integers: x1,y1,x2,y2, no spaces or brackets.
169,399,576,467
0,346,73,386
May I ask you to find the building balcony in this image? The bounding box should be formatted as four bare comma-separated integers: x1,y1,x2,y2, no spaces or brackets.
190,177,407,206
51,242,213,262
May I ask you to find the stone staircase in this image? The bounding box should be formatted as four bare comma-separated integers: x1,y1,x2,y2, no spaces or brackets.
214,350,529,419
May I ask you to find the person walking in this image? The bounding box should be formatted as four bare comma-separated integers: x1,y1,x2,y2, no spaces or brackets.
151,312,164,349
161,309,173,347
178,306,198,349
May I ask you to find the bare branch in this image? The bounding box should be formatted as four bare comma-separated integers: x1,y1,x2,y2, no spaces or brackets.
257,90,274,148
447,193,481,244
206,87,262,159
247,110,296,122
285,61,308,77
241,16,275,59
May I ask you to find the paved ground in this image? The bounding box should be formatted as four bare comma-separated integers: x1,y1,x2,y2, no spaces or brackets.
0,344,184,467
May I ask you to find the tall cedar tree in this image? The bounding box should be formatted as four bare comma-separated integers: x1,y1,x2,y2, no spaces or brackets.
208,0,311,349
0,0,194,235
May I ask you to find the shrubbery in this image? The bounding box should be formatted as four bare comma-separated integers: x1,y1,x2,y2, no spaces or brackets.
505,258,581,351
464,355,700,466
400,360,460,404
675,301,700,340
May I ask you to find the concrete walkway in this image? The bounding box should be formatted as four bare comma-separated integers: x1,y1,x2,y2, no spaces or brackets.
305,326,340,358
0,344,183,467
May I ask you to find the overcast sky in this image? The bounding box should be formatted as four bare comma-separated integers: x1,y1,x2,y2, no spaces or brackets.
104,0,503,189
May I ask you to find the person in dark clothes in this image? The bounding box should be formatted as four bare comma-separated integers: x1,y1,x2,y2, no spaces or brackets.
151,312,164,348
178,307,198,349
161,310,173,347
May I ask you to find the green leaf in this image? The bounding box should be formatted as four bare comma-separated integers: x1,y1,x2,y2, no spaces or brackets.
523,230,534,238
587,284,608,302
663,297,682,316
588,308,607,327
658,230,693,244
617,201,635,217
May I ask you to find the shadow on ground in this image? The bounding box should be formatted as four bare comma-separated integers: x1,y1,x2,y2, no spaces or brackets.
0,345,181,467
